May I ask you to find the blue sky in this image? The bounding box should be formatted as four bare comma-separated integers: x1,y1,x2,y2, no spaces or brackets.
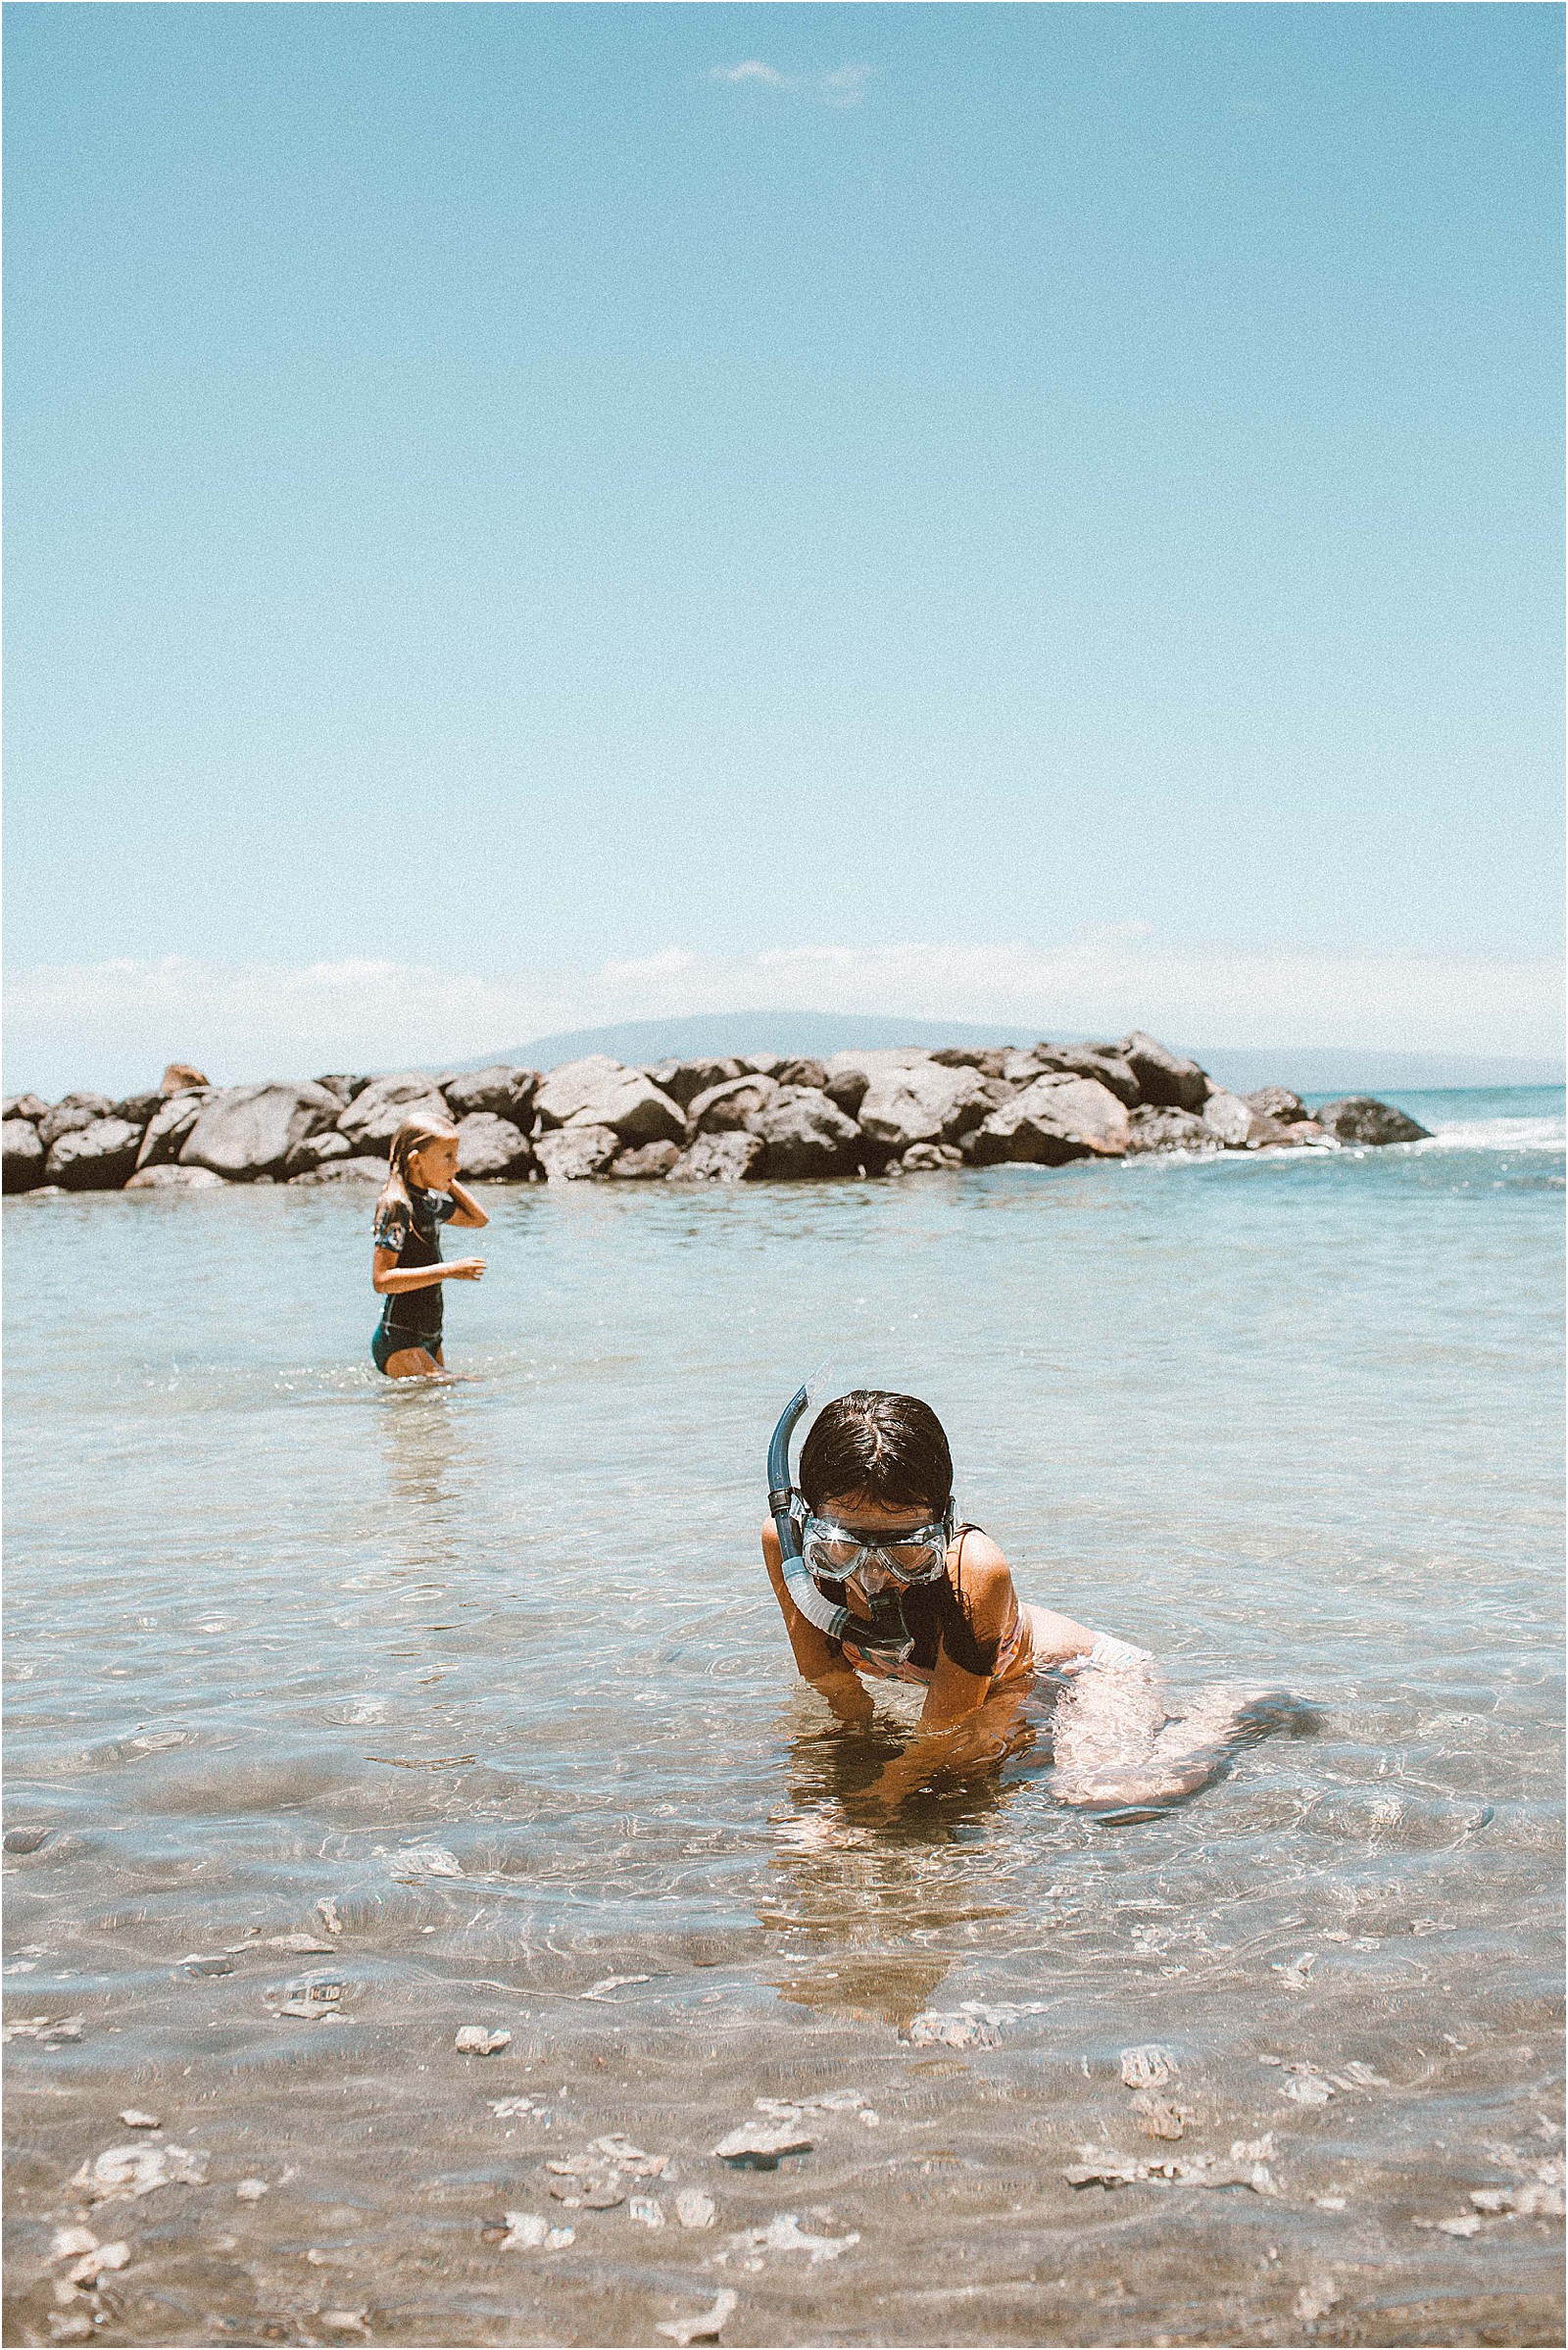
5,3,1562,1090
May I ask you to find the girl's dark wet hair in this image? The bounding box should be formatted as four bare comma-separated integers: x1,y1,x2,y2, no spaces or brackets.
798,1391,954,1516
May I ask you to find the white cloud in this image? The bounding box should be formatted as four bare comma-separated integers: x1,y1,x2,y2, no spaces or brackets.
5,936,1560,1099
708,61,795,90
707,61,877,106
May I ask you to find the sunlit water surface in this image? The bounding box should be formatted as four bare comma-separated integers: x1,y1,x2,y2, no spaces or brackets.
4,1089,1562,2346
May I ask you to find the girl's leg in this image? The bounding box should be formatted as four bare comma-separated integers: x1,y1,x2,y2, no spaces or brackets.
1050,1651,1284,1811
382,1345,443,1378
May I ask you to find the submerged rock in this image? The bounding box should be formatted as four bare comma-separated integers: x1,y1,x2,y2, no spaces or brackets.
124,1164,226,1191
609,1140,682,1179
287,1157,387,1184
1315,1097,1432,1145
1124,1106,1214,1155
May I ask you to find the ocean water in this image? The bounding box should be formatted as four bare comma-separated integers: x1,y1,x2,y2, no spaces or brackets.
4,1087,1562,2348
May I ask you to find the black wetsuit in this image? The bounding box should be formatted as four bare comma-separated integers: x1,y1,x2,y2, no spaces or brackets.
371,1184,458,1370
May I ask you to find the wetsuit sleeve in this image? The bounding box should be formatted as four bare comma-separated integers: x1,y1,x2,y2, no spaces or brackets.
430,1193,460,1224
373,1199,411,1253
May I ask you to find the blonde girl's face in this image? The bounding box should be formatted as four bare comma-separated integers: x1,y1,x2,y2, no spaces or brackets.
408,1136,461,1192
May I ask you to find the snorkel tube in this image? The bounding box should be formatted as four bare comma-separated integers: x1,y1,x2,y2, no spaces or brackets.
767,1384,853,1641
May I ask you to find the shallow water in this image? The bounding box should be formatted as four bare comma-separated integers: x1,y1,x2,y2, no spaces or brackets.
4,1088,1563,2347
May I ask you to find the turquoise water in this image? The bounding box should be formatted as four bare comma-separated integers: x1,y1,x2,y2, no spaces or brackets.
4,1088,1562,2346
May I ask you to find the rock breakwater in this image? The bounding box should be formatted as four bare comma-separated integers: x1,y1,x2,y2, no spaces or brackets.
1,1040,1432,1196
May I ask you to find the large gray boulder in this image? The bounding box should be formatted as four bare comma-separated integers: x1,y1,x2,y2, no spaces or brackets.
686,1073,779,1134
747,1086,862,1179
1125,1106,1214,1154
442,1065,539,1123
182,1082,342,1179
37,1093,113,1151
858,1061,997,1151
534,1057,684,1145
124,1163,227,1191
771,1056,830,1091
287,1156,387,1185
335,1074,450,1156
135,1091,208,1169
1200,1090,1257,1148
1116,1032,1210,1112
822,1049,930,1116
966,1075,1130,1166
667,1131,763,1182
534,1124,619,1181
454,1112,532,1179
1016,1046,1141,1106
1315,1097,1432,1146
609,1140,682,1180
644,1056,745,1107
46,1116,143,1190
3,1120,45,1193
3,1095,49,1124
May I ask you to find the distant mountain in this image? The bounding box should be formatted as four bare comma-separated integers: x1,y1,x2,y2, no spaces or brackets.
451,1012,1564,1094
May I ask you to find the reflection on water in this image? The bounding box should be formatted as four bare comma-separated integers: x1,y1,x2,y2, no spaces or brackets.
3,1091,1562,2346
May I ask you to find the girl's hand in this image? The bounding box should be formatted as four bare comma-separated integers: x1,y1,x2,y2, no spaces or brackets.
449,1257,487,1281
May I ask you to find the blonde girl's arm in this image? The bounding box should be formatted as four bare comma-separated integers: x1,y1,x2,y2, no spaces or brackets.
447,1178,489,1229
761,1522,874,1727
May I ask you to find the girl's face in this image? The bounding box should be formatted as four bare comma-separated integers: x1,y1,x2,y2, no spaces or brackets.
408,1136,461,1192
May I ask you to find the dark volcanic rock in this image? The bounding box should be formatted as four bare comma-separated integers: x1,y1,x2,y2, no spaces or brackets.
443,1065,539,1124
686,1074,779,1134
135,1092,208,1170
609,1140,682,1180
645,1056,745,1107
1116,1032,1211,1112
747,1087,861,1179
1245,1086,1311,1124
1315,1097,1432,1146
37,1094,114,1151
965,1076,1131,1166
667,1132,764,1183
3,1119,45,1193
1124,1106,1215,1155
46,1116,143,1190
533,1124,619,1181
182,1082,343,1179
454,1112,533,1179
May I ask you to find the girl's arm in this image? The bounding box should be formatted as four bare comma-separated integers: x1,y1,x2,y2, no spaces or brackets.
761,1522,874,1727
447,1179,489,1229
372,1247,485,1295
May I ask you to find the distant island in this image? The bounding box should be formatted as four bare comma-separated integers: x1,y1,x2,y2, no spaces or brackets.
3,1031,1431,1195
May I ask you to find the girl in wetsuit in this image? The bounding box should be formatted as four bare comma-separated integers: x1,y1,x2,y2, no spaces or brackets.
370,1116,488,1377
763,1389,1282,1815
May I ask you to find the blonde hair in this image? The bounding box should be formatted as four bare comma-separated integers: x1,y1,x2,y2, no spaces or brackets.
380,1111,460,1208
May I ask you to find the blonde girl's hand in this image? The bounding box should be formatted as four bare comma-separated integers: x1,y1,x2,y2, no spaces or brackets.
449,1257,487,1281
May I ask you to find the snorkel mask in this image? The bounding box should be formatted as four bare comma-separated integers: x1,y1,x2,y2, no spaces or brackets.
767,1385,955,1650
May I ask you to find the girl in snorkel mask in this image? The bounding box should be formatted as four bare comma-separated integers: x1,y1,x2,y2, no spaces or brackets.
764,1389,1284,1816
